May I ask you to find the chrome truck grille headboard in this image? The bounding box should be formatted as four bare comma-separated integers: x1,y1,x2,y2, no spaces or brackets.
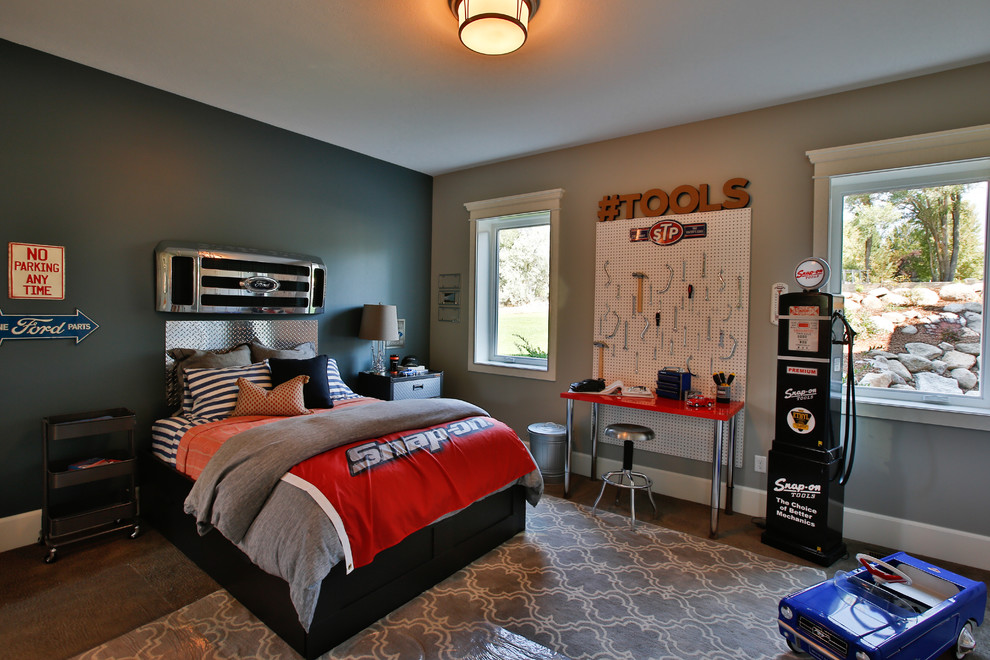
155,240,326,314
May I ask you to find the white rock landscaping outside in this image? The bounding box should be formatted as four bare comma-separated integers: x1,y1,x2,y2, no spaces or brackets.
851,282,982,394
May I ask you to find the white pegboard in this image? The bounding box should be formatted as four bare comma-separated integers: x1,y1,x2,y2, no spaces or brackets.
593,208,750,468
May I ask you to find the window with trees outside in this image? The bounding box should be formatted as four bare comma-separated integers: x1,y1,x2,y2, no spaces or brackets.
810,128,988,423
466,189,562,381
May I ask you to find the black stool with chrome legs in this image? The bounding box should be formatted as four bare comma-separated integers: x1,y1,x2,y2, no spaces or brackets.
591,423,657,528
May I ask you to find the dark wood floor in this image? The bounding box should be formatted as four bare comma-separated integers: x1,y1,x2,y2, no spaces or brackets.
1,523,219,660
2,475,986,660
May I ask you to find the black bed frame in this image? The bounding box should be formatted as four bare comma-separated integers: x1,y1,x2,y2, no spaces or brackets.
140,453,527,659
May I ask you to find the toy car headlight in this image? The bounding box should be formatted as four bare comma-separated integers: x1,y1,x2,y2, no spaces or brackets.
855,652,871,660
779,604,793,620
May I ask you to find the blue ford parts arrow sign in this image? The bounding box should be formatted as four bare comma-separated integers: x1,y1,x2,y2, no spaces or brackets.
0,309,99,344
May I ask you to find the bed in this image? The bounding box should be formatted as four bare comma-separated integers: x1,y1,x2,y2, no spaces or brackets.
141,320,543,659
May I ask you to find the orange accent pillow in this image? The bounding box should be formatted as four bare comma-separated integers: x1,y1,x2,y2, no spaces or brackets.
230,375,312,417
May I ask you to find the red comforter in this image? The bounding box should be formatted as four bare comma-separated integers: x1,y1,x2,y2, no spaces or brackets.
286,414,536,571
177,400,538,572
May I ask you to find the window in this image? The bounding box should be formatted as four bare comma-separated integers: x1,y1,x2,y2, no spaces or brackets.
808,125,990,426
466,189,563,380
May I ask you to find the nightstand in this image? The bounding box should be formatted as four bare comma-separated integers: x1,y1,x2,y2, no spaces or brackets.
357,371,443,401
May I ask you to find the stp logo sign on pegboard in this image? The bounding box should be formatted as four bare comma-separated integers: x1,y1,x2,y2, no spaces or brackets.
8,243,65,300
630,218,708,246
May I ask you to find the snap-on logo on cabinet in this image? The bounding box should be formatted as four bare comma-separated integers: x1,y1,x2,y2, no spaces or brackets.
774,478,822,496
784,387,818,401
793,257,830,290
795,266,824,281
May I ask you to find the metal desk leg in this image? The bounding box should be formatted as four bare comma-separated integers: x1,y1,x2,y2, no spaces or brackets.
710,419,724,538
589,402,599,481
725,414,737,516
564,399,574,497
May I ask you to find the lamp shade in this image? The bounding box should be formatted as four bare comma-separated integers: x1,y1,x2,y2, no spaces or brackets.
451,0,538,56
358,304,400,341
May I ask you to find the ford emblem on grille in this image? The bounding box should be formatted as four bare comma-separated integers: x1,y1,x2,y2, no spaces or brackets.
242,276,280,293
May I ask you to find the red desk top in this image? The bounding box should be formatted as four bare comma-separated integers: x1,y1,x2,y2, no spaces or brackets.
561,391,744,422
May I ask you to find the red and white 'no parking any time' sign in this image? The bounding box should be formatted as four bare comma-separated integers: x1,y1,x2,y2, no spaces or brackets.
8,242,65,300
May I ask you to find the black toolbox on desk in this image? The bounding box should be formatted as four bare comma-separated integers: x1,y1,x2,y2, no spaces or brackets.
656,369,691,400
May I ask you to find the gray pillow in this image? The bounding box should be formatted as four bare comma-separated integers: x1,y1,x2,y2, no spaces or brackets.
169,344,253,412
249,340,317,362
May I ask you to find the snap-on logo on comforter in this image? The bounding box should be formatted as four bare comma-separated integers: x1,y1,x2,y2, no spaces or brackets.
346,416,494,476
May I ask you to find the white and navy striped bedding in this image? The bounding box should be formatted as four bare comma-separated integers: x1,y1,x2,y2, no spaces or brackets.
152,414,208,465
326,358,361,402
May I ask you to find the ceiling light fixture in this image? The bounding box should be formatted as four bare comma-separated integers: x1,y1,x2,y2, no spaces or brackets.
449,0,540,56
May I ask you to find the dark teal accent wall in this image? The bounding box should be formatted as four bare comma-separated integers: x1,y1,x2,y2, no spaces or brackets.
0,39,433,518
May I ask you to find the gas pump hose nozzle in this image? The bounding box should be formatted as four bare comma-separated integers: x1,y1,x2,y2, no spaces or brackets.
833,311,858,486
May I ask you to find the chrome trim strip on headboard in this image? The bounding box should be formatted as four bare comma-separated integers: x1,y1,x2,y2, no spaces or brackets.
164,319,318,409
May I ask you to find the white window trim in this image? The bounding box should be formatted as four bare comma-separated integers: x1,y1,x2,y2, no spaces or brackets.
807,124,990,429
466,188,564,381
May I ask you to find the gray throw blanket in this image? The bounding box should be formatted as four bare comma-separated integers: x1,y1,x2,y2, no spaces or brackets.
184,397,489,544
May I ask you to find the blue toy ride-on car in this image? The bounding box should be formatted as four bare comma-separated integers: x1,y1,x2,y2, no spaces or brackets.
777,552,987,660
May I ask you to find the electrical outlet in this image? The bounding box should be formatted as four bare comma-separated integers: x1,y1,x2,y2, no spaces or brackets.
754,455,767,473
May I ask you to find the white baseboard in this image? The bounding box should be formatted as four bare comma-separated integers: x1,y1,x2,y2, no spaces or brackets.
572,452,990,572
842,507,990,572
0,509,40,553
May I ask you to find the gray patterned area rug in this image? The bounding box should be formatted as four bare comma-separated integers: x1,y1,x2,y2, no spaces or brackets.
76,496,822,659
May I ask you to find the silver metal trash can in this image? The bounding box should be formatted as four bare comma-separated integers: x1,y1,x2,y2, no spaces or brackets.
527,422,566,484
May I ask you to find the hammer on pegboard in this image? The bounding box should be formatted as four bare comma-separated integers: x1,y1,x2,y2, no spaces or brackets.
593,341,607,379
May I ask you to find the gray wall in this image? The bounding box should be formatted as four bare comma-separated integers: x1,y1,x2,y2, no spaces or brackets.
430,62,990,536
0,40,433,519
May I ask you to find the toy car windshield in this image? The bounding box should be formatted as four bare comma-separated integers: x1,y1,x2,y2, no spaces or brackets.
834,570,926,620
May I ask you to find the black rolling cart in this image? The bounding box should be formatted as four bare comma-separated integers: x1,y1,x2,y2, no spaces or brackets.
41,408,139,563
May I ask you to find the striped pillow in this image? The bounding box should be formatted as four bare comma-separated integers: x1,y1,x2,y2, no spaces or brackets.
169,345,252,414
185,361,272,420
326,357,361,401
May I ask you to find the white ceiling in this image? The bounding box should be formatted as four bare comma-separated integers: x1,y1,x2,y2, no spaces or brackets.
2,1,990,175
